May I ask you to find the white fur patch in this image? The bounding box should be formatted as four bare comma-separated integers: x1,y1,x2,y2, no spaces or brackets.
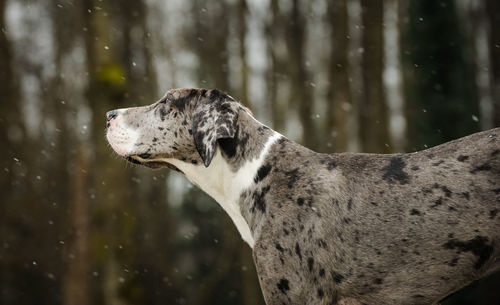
163,132,282,248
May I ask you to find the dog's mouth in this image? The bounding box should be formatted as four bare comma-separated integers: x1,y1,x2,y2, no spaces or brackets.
124,155,183,173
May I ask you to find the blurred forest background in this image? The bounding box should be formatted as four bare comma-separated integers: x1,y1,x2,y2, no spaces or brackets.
1,0,499,304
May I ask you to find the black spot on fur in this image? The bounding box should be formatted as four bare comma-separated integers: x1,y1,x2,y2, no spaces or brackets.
327,161,337,170
295,243,302,261
443,236,494,270
374,278,383,285
252,185,270,213
490,209,498,219
317,288,324,299
347,199,353,210
411,166,420,171
317,239,328,249
275,243,285,253
461,192,470,200
431,198,443,208
412,295,425,299
382,157,410,185
457,155,469,162
159,107,167,121
297,197,305,206
277,279,290,294
171,89,197,112
410,209,421,215
332,272,344,283
218,137,237,158
491,149,499,157
307,257,314,271
448,257,458,267
471,163,492,174
319,268,325,277
441,186,452,197
285,168,300,188
254,164,272,183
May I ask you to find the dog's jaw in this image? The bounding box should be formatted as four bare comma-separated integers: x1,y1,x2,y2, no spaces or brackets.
161,132,282,248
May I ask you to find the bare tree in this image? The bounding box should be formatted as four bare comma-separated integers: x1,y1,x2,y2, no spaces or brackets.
487,0,500,126
359,0,392,153
237,0,250,106
326,0,351,152
0,0,23,303
287,0,316,149
266,0,286,132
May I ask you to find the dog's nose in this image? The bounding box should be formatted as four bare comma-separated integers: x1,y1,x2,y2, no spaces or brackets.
106,110,118,121
106,110,118,128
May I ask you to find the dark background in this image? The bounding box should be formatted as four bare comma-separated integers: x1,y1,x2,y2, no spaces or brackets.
1,0,499,304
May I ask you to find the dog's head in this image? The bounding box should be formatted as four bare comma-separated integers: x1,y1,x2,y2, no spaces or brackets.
106,88,243,169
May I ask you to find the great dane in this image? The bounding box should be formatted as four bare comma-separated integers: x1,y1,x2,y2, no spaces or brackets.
106,88,499,305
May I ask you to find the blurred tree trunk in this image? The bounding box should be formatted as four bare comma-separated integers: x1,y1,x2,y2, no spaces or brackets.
241,246,263,305
81,0,135,304
0,0,23,201
402,0,479,151
326,0,351,152
0,0,19,207
463,1,494,130
51,1,92,305
359,0,391,153
191,0,230,91
238,0,249,106
115,0,157,104
384,0,406,151
266,0,286,132
63,147,91,305
0,0,22,303
344,0,362,152
487,0,500,126
287,0,315,149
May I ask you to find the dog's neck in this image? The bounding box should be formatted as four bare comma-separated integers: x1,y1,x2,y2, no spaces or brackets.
165,113,281,248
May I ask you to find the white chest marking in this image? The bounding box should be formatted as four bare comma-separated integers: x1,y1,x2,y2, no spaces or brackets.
163,132,282,248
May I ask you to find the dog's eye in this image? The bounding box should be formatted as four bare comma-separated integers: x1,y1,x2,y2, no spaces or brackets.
159,98,167,104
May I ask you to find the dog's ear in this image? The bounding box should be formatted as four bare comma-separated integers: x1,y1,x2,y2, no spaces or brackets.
192,90,239,167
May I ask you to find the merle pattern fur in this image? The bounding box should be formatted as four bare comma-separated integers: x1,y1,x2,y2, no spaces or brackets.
106,88,500,305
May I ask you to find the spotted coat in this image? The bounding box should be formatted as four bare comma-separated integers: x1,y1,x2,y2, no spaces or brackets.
106,88,500,305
